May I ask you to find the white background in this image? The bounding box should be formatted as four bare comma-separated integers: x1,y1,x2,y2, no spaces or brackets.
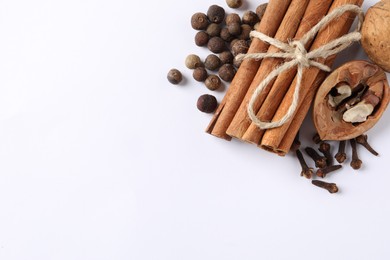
0,0,389,259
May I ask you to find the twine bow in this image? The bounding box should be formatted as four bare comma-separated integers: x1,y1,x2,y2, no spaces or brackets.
236,4,365,130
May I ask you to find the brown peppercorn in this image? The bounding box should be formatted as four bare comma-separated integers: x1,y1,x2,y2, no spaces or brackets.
207,5,225,24
193,67,208,82
230,39,239,49
205,74,222,91
185,54,203,69
219,51,234,64
256,3,268,21
228,22,242,36
220,27,234,42
218,64,236,82
197,94,218,113
226,0,243,9
191,12,209,30
206,23,221,37
238,24,252,40
195,31,209,46
242,11,260,26
207,36,226,53
167,69,183,85
204,54,222,71
225,13,241,25
231,39,249,56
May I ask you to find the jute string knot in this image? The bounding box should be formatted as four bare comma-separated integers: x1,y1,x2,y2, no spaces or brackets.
236,4,365,130
292,41,310,68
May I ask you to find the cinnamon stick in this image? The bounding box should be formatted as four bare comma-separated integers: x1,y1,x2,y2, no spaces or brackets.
242,0,334,144
205,0,292,140
226,0,310,140
260,0,364,155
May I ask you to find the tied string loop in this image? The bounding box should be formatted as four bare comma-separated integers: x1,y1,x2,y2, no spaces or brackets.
236,4,364,130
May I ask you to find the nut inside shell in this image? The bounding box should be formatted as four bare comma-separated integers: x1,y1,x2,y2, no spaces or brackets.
313,60,389,141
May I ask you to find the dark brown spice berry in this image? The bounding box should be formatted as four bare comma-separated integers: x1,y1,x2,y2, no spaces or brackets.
207,37,226,53
228,22,242,36
242,11,260,26
193,67,208,82
231,39,249,56
225,13,241,25
219,51,234,64
207,5,225,24
226,0,243,9
206,23,221,37
218,64,236,82
197,94,218,113
195,31,209,46
238,24,252,40
256,3,268,21
205,75,222,91
191,12,209,30
167,68,182,85
204,54,222,71
220,27,234,42
185,54,203,69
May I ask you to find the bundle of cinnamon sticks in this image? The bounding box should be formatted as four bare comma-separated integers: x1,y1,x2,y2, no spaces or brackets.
206,0,364,156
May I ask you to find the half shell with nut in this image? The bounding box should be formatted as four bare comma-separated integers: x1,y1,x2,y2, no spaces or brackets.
313,60,389,141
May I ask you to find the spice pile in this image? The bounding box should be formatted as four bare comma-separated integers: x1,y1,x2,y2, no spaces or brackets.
166,0,390,194
167,2,267,112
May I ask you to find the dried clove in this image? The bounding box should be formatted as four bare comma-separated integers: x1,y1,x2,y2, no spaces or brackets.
335,140,347,163
312,180,339,194
319,142,333,166
304,147,327,168
350,139,362,170
356,134,379,156
316,165,342,178
296,149,313,179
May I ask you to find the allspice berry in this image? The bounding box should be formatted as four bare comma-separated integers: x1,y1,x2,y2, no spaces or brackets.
225,13,241,25
238,24,252,40
205,74,222,91
256,3,268,21
226,0,243,9
220,27,234,42
197,94,218,113
195,31,209,46
228,22,242,36
207,37,226,53
205,54,222,71
231,39,249,56
193,67,208,82
233,57,243,68
219,51,234,64
206,23,222,37
242,11,260,26
207,5,225,24
218,64,236,82
167,69,183,85
191,12,209,30
185,54,203,69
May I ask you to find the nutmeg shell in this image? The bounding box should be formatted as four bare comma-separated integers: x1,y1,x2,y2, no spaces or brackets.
312,60,389,141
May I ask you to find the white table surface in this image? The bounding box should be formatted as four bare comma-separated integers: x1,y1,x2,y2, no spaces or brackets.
0,0,389,259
